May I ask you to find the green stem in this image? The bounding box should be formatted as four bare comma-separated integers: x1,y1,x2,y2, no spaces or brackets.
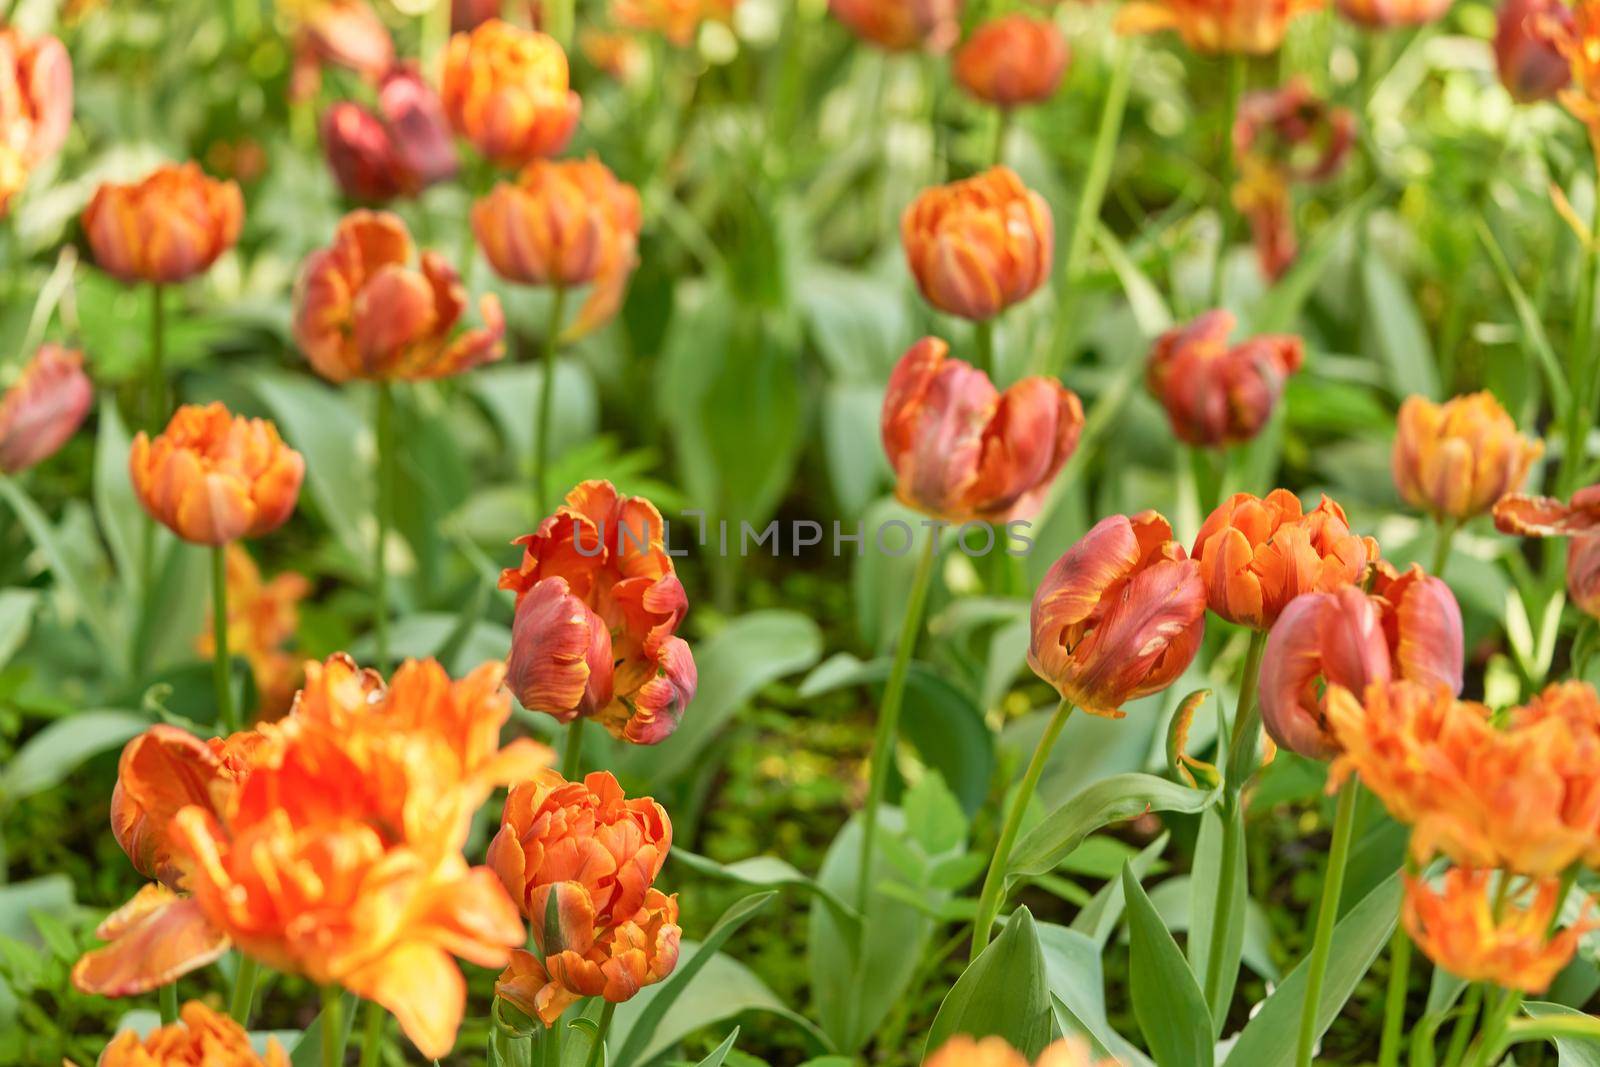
534,287,568,522
228,955,259,1027
1430,518,1458,579
562,718,586,780
211,544,237,734
973,319,995,378
1211,55,1247,310
1465,990,1524,1067
855,531,940,917
1376,859,1417,1067
373,383,395,673
159,981,178,1026
970,699,1075,955
322,985,347,1067
1223,630,1270,795
357,999,387,1067
991,108,1011,167
1563,148,1600,496
147,283,166,431
585,1001,617,1067
1442,985,1485,1067
1295,775,1360,1067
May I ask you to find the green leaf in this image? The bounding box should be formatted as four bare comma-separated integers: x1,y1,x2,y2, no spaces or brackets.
1475,214,1571,420
0,588,38,672
1038,923,1154,1067
1009,774,1217,879
465,360,599,476
0,710,147,808
0,476,120,661
611,893,778,1067
1187,805,1248,1033
1094,222,1173,336
1146,874,1277,983
289,992,359,1067
1071,832,1170,950
692,1028,741,1067
1361,256,1439,400
1225,872,1402,1066
92,398,143,592
1519,1003,1600,1065
0,875,74,941
1122,866,1213,1067
925,908,1055,1060
670,849,860,929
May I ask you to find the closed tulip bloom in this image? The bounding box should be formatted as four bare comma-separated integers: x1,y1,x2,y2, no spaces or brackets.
0,27,72,170
285,0,394,79
195,546,311,717
1495,485,1600,618
1145,310,1303,447
454,0,508,31
294,210,505,382
129,404,303,546
927,1035,1121,1067
1028,511,1207,717
1496,0,1571,103
902,166,1053,321
500,481,696,745
1192,489,1379,631
1115,0,1323,54
82,163,244,285
441,20,582,167
99,1000,287,1067
953,15,1070,108
881,336,1083,523
0,344,92,474
829,0,963,52
322,68,459,201
613,0,738,45
1403,869,1592,994
1393,392,1543,522
1258,565,1463,759
488,770,681,1023
1336,0,1451,26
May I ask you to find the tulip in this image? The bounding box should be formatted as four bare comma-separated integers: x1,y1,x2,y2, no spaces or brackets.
1115,0,1323,54
881,336,1083,524
1145,310,1303,447
1392,392,1543,524
1495,485,1600,618
1336,0,1451,25
82,163,244,286
99,1001,288,1067
294,210,504,382
926,1036,1120,1067
1192,489,1379,631
1537,0,1600,146
1403,868,1593,994
1258,566,1463,760
902,166,1053,321
953,15,1070,109
454,0,508,31
322,68,459,202
829,0,963,52
0,345,92,474
1497,0,1572,102
582,30,649,83
488,769,681,1023
501,481,697,747
440,19,582,168
612,0,739,46
195,545,311,718
286,0,394,101
0,27,72,216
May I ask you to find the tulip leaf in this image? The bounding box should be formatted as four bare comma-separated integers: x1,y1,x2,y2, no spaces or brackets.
1360,256,1439,400
1071,832,1171,951
1122,865,1214,1067
670,848,861,930
1007,773,1218,879
925,907,1055,1061
0,709,147,809
0,588,38,673
1519,1002,1600,1065
1187,805,1248,1033
288,992,359,1067
0,476,120,663
1038,922,1154,1067
692,1028,741,1067
92,398,143,594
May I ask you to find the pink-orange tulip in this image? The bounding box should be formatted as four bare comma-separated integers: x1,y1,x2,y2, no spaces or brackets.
1145,310,1303,447
1496,485,1600,618
1393,393,1543,522
953,15,1069,108
1115,0,1323,54
1496,0,1572,102
829,0,963,52
0,27,71,215
440,20,581,167
0,344,92,474
901,166,1053,321
82,163,244,285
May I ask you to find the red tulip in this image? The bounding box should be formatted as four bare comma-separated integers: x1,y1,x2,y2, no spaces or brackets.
1496,0,1572,102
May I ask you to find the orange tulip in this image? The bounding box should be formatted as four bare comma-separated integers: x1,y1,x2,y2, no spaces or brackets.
195,545,311,717
0,27,72,216
1336,0,1451,25
902,166,1052,321
881,336,1083,523
613,0,738,45
1496,0,1571,104
1403,868,1593,994
581,30,649,83
82,163,244,285
129,403,304,546
284,0,394,103
1029,511,1207,717
1192,489,1379,631
953,15,1070,108
500,481,696,745
1495,485,1600,618
1258,565,1463,759
926,1035,1122,1067
99,1000,287,1067
489,770,680,1024
0,344,92,474
293,210,505,382
440,19,582,168
1115,0,1323,54
471,157,642,338
1392,393,1543,523
1145,310,1303,447
829,0,963,52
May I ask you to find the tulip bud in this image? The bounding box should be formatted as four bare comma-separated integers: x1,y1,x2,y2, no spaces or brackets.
1114,0,1324,55
1028,511,1207,717
1145,310,1303,447
440,19,582,168
953,15,1069,108
82,163,244,285
1335,0,1451,26
1495,485,1600,619
129,403,304,545
881,336,1083,523
0,344,92,474
379,68,458,188
902,166,1053,321
1496,0,1572,103
829,0,963,52
1392,392,1543,523
324,68,458,202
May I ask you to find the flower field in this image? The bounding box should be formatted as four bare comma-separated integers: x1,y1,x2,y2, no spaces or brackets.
5,0,1600,1064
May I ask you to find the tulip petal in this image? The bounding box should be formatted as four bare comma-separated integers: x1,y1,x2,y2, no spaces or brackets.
344,942,465,1061
72,893,229,997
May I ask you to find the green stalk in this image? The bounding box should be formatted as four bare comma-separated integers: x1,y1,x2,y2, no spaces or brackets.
1294,775,1360,1067
322,986,348,1067
373,383,395,673
855,531,940,917
1442,985,1485,1067
534,287,568,522
159,981,178,1026
1562,146,1600,496
584,1001,617,1067
357,999,387,1067
991,108,1011,168
228,955,259,1027
211,544,237,734
1377,856,1420,1067
973,319,995,378
147,283,166,431
1465,989,1524,1067
1222,630,1269,793
970,699,1076,954
1211,55,1248,310
563,718,586,780
1430,518,1458,579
